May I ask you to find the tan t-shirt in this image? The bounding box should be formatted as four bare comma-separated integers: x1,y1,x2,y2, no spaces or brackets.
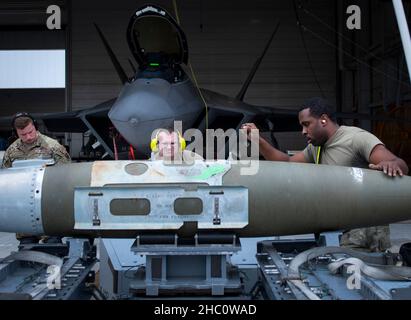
302,126,383,168
151,150,204,163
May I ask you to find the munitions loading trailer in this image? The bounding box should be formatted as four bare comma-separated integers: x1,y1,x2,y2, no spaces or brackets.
97,232,411,300
0,239,98,300
1,233,411,300
1,161,411,300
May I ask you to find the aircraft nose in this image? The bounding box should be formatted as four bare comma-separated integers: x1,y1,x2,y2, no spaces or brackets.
107,81,177,154
107,73,203,156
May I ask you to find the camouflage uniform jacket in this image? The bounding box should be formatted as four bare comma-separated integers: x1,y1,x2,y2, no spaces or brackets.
1,133,71,168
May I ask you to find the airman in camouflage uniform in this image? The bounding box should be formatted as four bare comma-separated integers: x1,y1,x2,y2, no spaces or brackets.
1,113,71,244
1,132,71,168
340,226,391,252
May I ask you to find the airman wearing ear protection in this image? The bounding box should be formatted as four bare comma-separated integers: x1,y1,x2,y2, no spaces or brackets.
150,128,202,162
150,129,186,153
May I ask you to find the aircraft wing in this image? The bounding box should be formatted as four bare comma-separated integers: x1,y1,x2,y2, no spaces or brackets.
201,88,411,133
201,88,302,132
0,98,117,159
41,99,116,133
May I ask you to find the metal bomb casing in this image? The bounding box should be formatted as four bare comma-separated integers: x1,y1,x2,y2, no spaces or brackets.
1,159,411,238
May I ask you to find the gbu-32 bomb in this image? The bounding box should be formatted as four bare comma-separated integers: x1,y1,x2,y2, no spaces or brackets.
0,160,410,238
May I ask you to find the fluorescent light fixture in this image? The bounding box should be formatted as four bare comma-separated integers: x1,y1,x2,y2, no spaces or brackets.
0,50,65,89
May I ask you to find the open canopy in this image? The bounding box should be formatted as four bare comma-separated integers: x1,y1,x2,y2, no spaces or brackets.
127,5,188,68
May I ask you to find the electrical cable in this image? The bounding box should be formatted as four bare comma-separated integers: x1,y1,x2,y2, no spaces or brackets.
300,3,410,79
124,264,143,279
129,145,135,160
294,1,411,89
292,0,326,98
173,0,209,129
300,22,411,88
112,135,118,160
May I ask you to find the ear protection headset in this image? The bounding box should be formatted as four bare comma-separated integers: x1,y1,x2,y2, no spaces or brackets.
11,112,38,135
150,129,186,152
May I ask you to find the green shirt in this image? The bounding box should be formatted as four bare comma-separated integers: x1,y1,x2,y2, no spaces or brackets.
1,133,71,168
302,126,383,168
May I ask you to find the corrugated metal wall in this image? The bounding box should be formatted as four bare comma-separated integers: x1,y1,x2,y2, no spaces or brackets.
2,1,410,156
369,0,411,107
70,0,337,110
70,0,337,151
0,0,67,118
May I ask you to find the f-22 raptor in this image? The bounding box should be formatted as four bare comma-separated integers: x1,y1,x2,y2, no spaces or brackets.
0,4,403,159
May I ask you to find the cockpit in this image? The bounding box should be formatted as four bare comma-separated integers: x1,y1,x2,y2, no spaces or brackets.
127,5,188,82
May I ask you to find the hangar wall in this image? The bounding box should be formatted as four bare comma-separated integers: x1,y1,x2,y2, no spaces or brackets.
336,0,411,114
70,0,337,110
369,0,411,107
1,1,410,158
69,0,337,153
0,0,67,118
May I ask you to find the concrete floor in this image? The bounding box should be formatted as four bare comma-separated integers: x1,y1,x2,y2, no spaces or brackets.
1,223,411,259
0,232,18,259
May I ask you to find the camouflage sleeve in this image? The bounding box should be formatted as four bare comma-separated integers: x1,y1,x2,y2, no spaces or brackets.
51,144,71,165
1,149,12,168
